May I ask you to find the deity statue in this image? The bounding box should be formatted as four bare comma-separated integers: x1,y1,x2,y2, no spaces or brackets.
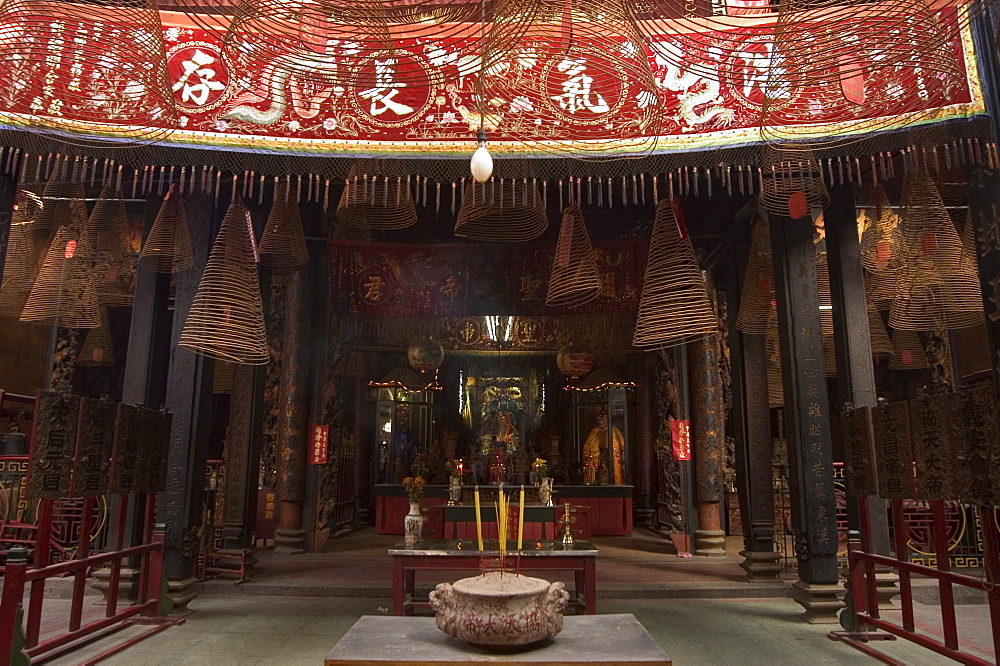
489,443,509,484
482,385,523,448
581,407,624,485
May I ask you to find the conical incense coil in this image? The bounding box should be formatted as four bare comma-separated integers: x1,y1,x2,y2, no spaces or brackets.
78,308,114,366
139,189,194,273
178,196,268,365
889,328,929,370
633,198,716,348
868,307,893,359
736,216,774,335
259,180,308,267
455,179,547,242
860,185,903,276
545,205,601,308
20,223,99,328
758,150,829,218
87,182,136,306
337,174,417,230
0,208,43,317
32,172,85,240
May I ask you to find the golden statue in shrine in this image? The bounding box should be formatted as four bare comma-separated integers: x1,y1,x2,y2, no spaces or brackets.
582,407,624,485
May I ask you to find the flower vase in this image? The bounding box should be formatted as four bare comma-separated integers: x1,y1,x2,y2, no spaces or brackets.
404,502,424,547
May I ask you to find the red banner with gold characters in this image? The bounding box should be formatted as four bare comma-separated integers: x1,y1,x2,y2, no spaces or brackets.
671,418,692,461
0,8,982,156
329,239,646,317
309,425,329,465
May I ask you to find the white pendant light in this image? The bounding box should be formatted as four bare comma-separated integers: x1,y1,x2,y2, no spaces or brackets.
470,129,493,183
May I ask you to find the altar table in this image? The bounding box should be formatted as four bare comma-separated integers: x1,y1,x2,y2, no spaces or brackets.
324,614,671,665
388,539,598,616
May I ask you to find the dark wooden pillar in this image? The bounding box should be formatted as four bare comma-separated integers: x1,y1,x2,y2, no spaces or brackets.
633,353,656,526
687,278,726,556
352,352,371,525
0,171,16,281
825,183,893,547
275,266,311,553
220,364,265,555
769,210,843,622
157,191,217,608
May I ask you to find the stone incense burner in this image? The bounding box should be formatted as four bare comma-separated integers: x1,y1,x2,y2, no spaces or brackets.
429,571,569,649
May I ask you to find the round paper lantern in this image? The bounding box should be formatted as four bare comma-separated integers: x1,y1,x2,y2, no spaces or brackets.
556,343,594,379
407,338,445,372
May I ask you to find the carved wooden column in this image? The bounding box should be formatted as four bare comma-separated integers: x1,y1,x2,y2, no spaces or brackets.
0,171,16,288
825,181,896,606
770,210,843,623
633,353,656,526
688,277,726,556
275,266,311,553
157,191,217,608
219,364,264,566
351,351,371,524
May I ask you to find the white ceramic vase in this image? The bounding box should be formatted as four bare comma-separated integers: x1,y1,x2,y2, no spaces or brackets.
404,502,424,547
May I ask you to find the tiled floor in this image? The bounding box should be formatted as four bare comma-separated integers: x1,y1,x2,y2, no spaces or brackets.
23,529,998,664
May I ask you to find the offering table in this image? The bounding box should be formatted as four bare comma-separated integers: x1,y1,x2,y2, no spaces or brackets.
389,539,598,616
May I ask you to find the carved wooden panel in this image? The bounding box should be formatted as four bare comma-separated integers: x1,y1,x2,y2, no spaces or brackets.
957,385,996,506
842,405,878,496
110,402,142,494
71,397,115,496
909,392,959,500
872,401,914,500
27,391,80,499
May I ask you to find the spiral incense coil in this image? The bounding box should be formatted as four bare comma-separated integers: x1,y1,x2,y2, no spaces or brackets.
337,174,418,230
736,216,774,335
868,307,893,360
260,180,308,266
889,171,981,330
20,223,99,328
545,205,601,308
823,335,837,377
860,187,902,310
178,196,268,365
139,190,194,274
454,179,547,242
32,171,85,241
633,198,716,348
889,328,929,370
0,0,177,147
87,182,136,306
78,308,115,366
213,360,235,394
758,150,829,218
0,208,43,317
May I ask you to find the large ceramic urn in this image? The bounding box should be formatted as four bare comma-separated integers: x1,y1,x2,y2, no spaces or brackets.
429,571,569,649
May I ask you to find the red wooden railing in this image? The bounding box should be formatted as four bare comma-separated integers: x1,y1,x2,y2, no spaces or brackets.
0,522,174,665
832,499,1000,665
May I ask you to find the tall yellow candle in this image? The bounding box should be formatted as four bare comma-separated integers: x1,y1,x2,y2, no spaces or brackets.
474,486,483,551
518,485,525,552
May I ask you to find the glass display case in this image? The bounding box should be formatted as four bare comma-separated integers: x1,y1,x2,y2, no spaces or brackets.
570,370,635,486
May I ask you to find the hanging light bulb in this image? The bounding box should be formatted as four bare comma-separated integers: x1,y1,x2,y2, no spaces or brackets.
470,129,493,183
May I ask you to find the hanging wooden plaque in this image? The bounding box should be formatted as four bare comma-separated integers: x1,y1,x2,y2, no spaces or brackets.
71,397,115,496
909,392,959,501
110,402,143,494
842,405,878,496
26,392,80,500
144,408,172,493
872,400,915,500
957,385,996,505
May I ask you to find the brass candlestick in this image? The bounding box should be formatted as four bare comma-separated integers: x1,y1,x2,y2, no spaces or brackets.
559,502,577,548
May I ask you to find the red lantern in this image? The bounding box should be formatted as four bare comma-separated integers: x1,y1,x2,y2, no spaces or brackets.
407,338,444,372
556,343,594,379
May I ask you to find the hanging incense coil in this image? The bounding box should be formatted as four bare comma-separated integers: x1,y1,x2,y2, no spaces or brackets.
0,207,43,317
78,308,115,366
139,189,194,273
337,173,418,230
758,150,829,217
737,216,774,335
545,205,601,308
20,222,99,328
31,171,85,240
259,179,308,266
633,199,716,348
889,171,981,330
178,197,268,365
454,179,547,242
823,335,837,377
868,307,893,360
213,360,235,393
889,328,929,370
87,182,136,306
